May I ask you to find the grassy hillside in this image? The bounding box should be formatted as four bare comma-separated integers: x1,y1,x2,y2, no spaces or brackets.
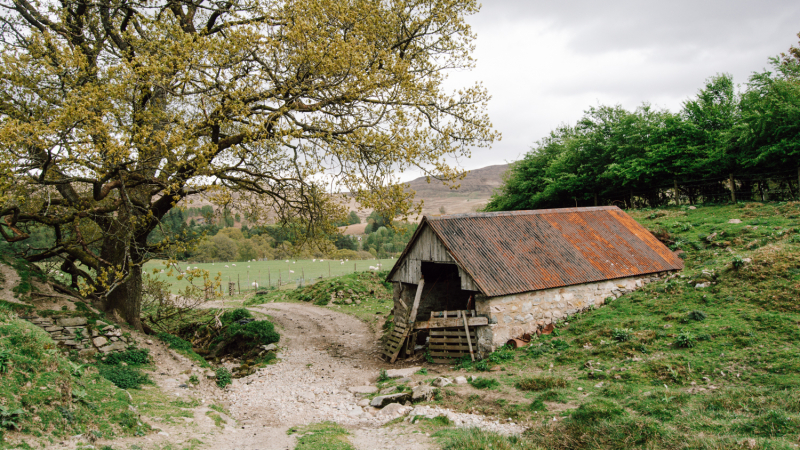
0,303,147,448
423,202,800,449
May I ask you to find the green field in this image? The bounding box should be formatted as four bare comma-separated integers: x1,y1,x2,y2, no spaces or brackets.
143,257,397,294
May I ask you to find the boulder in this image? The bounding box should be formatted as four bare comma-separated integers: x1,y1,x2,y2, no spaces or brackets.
385,367,420,379
92,336,108,348
380,386,398,395
99,341,127,353
57,317,87,327
411,385,435,402
44,326,64,332
262,343,277,351
95,320,109,328
431,377,452,388
728,219,742,224
376,403,411,418
454,376,468,385
370,392,411,408
348,386,378,395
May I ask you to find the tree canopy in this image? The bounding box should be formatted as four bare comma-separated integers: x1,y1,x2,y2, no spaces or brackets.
486,35,800,212
0,0,497,329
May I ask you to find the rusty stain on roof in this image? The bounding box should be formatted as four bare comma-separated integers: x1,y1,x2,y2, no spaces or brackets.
387,206,683,297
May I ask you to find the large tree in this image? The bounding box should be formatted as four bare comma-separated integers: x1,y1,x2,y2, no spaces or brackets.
0,0,497,329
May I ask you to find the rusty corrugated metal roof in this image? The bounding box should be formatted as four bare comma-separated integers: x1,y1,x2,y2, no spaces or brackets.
387,206,683,297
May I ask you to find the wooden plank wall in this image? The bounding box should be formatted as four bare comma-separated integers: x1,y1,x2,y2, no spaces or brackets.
391,224,481,292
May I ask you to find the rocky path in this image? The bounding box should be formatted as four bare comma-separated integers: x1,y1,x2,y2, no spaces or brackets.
206,302,435,450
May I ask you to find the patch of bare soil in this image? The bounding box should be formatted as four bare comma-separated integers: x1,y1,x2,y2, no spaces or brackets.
0,262,25,305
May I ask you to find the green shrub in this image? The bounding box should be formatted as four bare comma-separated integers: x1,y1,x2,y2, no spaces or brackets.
377,369,389,382
227,320,279,346
157,332,192,351
220,308,252,324
0,349,9,373
612,328,633,342
188,375,199,385
571,399,626,424
674,331,696,348
97,365,150,390
216,367,232,388
516,376,567,391
687,310,707,321
0,404,23,430
469,377,499,389
103,348,150,366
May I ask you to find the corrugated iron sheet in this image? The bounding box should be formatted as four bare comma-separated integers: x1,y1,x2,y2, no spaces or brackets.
387,206,683,297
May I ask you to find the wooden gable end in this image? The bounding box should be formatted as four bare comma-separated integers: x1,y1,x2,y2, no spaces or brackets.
390,224,481,292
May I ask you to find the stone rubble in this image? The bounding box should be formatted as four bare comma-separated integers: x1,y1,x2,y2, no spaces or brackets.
225,346,525,436
21,315,134,355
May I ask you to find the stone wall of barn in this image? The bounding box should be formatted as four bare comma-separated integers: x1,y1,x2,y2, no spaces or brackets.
473,272,667,354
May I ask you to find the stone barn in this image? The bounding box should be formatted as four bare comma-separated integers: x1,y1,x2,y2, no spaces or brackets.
383,206,683,362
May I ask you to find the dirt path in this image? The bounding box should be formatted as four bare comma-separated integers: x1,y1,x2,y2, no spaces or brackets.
202,302,433,450
0,262,25,305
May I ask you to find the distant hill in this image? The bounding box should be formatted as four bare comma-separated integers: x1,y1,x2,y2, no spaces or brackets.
340,164,509,233
180,163,510,231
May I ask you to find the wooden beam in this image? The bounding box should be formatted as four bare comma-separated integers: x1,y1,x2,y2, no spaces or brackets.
462,310,475,361
414,316,488,330
407,276,424,325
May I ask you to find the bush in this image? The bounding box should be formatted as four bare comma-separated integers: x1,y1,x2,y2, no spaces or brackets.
516,376,567,391
687,310,707,321
571,399,626,424
227,320,279,346
157,332,193,351
674,331,696,348
97,365,150,390
612,328,633,342
469,377,499,389
216,367,232,388
221,308,252,324
103,348,150,366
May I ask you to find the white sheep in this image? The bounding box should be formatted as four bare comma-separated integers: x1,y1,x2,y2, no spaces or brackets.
289,270,295,273
252,282,258,288
232,264,236,266
225,265,229,268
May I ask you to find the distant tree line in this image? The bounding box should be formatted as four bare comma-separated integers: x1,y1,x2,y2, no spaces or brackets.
486,36,800,211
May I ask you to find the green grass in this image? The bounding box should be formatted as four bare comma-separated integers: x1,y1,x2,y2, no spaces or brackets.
421,202,800,449
245,270,394,326
433,428,545,450
143,258,396,294
205,411,226,428
289,422,355,450
0,303,150,446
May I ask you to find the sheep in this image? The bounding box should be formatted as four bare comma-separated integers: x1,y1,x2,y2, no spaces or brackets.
225,265,229,268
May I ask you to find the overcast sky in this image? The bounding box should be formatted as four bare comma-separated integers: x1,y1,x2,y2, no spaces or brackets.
402,0,800,181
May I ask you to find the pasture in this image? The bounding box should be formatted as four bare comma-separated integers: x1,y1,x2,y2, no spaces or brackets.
143,257,397,294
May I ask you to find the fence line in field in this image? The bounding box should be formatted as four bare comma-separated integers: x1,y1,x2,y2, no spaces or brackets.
208,259,392,298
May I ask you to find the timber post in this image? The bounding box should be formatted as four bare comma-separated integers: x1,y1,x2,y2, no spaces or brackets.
730,174,736,203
